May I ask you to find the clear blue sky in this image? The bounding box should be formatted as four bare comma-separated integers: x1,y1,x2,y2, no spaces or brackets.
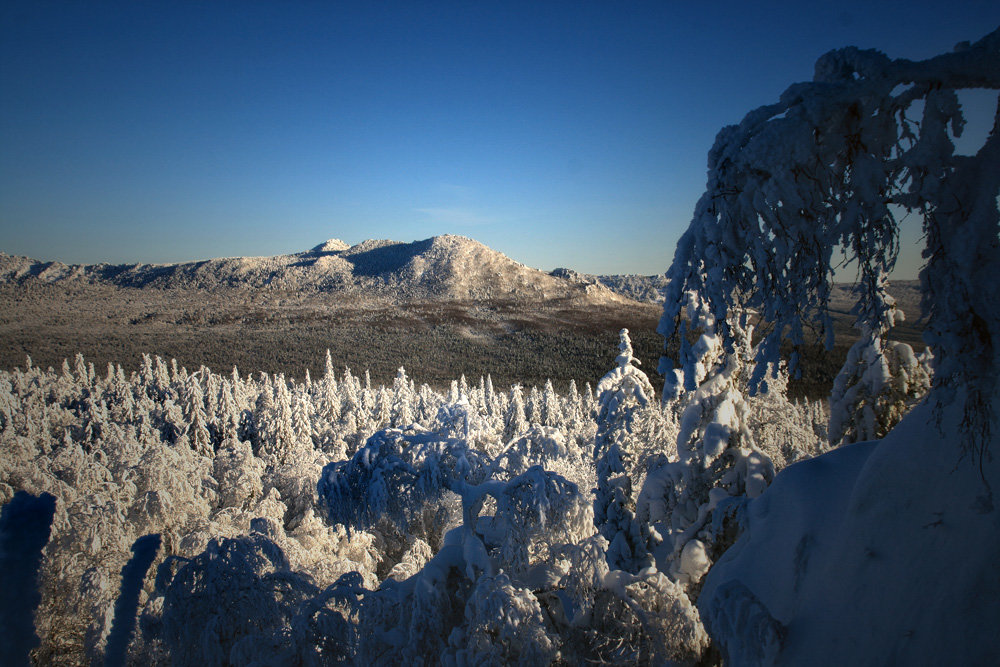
1,1,997,276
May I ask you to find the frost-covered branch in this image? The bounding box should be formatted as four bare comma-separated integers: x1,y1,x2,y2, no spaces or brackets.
659,27,1000,453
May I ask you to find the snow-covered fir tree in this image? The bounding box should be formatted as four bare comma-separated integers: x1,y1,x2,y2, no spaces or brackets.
592,329,657,572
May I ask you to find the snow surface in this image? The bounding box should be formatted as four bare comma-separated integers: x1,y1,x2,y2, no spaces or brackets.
2,25,996,666
701,395,1000,665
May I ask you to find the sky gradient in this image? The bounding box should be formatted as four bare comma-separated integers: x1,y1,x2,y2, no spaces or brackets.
2,1,998,277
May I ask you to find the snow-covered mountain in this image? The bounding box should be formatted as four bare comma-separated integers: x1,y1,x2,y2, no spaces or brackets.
549,266,923,325
0,235,923,316
551,267,670,304
0,235,625,303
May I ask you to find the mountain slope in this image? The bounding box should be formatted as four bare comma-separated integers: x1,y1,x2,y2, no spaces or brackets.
551,267,670,304
0,235,623,303
0,235,923,320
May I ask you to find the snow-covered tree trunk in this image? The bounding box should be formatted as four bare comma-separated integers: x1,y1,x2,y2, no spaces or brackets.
657,26,1000,666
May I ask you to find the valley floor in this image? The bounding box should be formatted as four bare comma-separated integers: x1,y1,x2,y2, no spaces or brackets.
0,283,666,391
0,283,922,400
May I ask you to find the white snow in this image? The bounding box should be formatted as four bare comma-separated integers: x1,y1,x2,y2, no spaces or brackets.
0,234,628,303
701,395,999,664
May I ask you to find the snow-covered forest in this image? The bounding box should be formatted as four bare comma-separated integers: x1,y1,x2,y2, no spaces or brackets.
1,340,832,664
3,26,999,667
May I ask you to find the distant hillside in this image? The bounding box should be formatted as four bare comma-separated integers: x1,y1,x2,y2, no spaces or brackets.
0,235,923,323
551,268,670,304
0,235,625,304
550,267,922,328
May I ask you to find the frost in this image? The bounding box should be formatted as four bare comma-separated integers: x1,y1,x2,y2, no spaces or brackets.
660,27,1000,665
4,69,994,658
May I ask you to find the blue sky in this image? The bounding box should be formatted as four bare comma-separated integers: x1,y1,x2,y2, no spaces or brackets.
1,1,997,276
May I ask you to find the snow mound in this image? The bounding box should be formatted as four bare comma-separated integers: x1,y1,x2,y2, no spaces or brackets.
700,395,1000,665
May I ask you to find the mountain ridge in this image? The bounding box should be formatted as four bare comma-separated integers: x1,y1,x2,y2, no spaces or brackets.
0,234,922,313
0,234,627,304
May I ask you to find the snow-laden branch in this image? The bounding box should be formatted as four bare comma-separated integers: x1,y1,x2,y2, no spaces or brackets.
660,27,1000,455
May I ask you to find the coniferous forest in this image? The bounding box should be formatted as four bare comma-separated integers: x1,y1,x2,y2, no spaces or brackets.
2,336,833,664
